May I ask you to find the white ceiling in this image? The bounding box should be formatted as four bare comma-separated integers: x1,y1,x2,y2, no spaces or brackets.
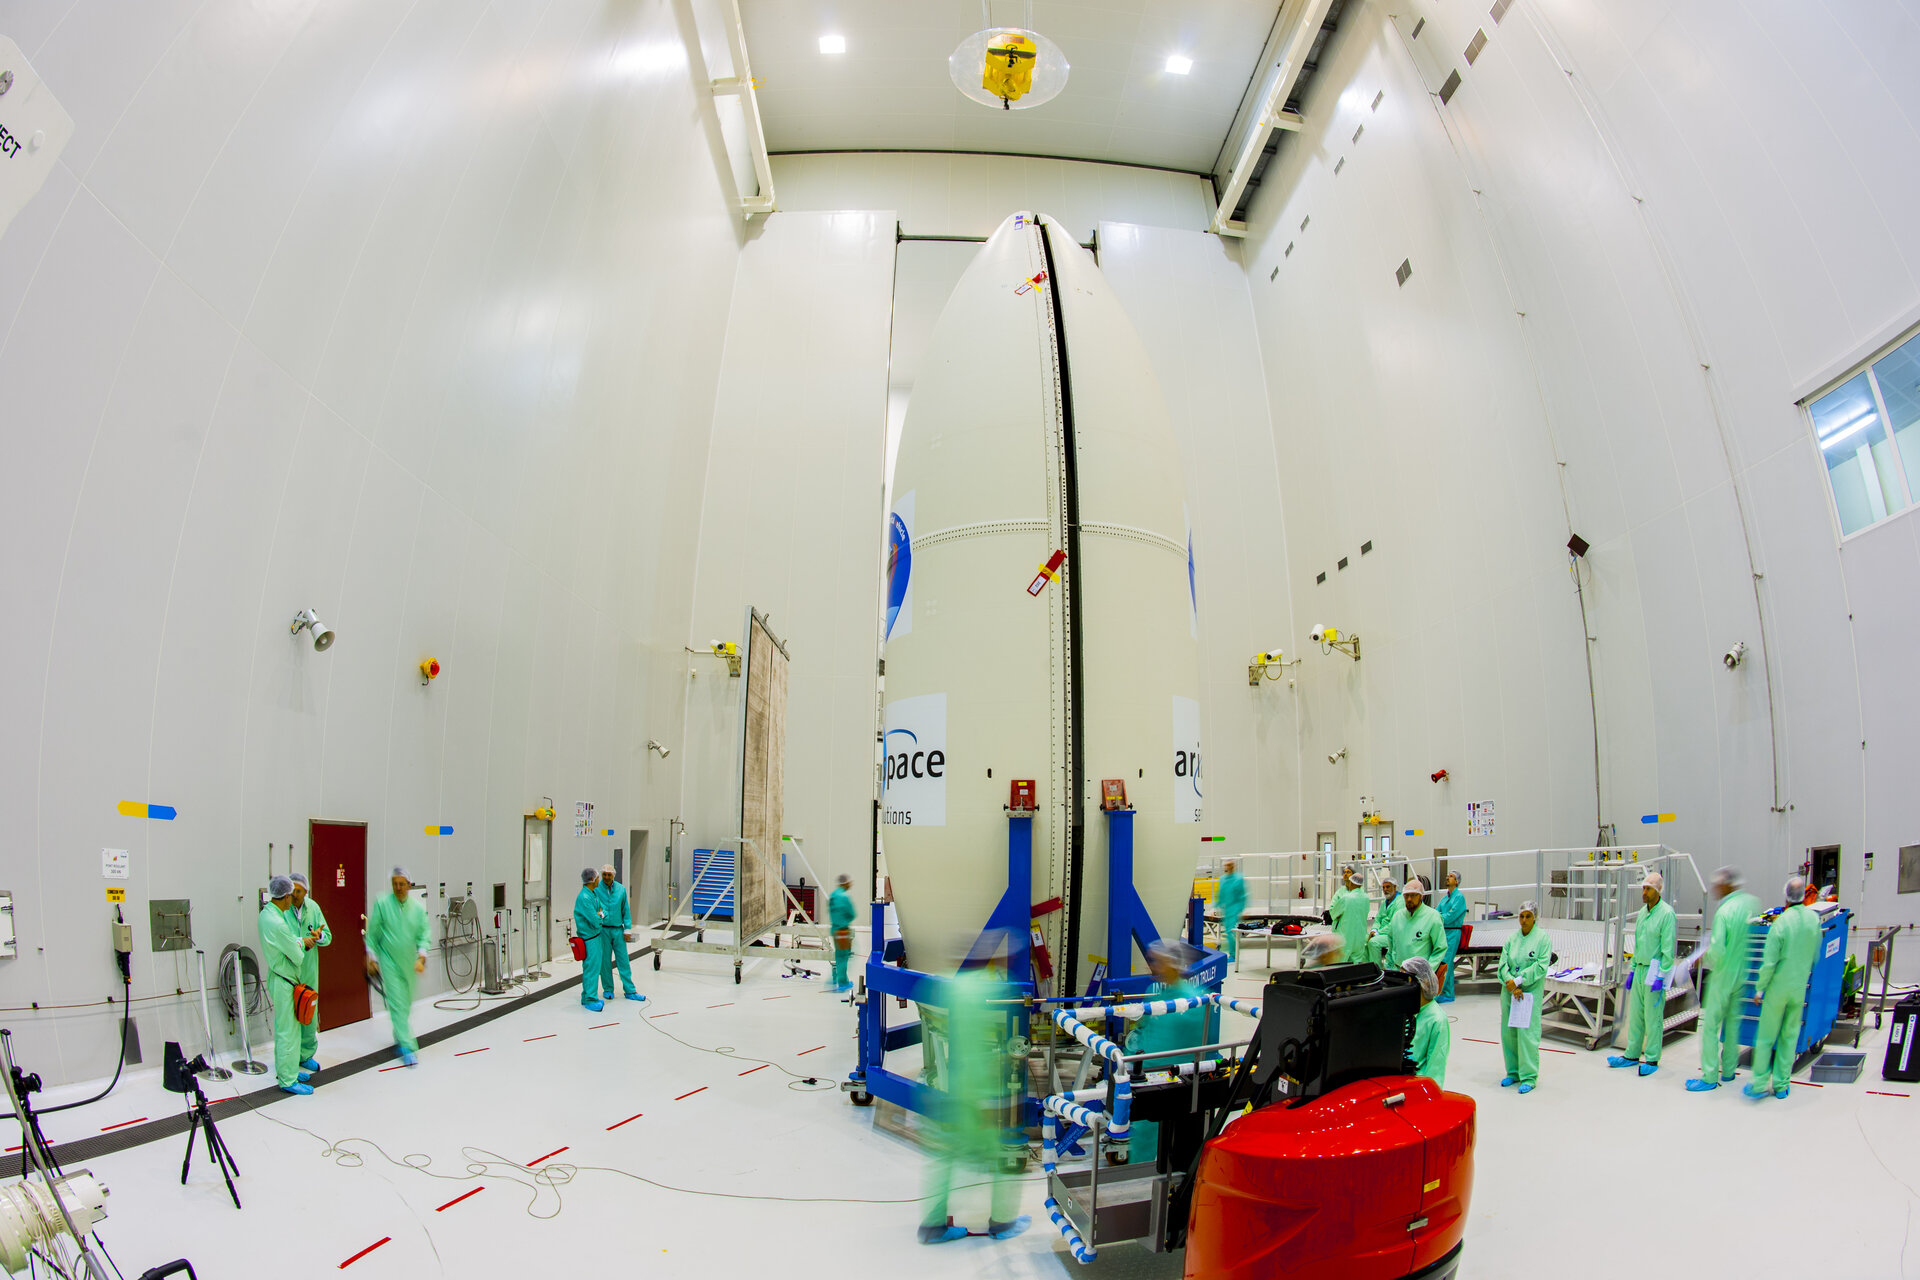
740,1,1284,174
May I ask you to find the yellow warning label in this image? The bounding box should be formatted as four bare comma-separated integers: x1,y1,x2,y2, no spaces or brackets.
1423,1179,1440,1193
105,887,126,904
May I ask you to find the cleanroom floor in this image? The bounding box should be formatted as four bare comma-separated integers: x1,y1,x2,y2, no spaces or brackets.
26,948,1920,1279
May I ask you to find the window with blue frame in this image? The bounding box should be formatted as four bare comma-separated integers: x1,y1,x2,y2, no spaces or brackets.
1807,327,1920,536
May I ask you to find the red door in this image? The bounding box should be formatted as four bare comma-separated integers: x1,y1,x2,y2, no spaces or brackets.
309,820,371,1031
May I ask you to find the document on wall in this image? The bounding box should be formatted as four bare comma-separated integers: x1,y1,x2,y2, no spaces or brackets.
1507,993,1534,1028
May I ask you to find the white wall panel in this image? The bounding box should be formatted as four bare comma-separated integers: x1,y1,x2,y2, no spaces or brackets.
1239,0,1920,956
0,0,744,1083
683,211,895,912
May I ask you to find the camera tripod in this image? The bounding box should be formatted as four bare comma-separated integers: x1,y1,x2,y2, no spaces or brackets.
179,1078,240,1209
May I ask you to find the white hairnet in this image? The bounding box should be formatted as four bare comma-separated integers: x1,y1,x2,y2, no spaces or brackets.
1303,934,1344,965
289,871,309,887
601,864,615,875
1642,870,1664,893
391,865,410,881
836,872,853,887
1404,877,1428,896
269,875,294,898
1518,900,1539,915
1712,865,1743,891
1784,875,1808,906
1400,956,1439,1000
580,867,598,885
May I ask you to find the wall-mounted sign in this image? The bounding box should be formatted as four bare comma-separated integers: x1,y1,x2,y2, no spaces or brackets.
1466,801,1496,838
102,848,130,880
0,39,74,238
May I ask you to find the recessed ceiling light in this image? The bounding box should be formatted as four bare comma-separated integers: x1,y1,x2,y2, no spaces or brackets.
1165,54,1192,75
819,34,846,54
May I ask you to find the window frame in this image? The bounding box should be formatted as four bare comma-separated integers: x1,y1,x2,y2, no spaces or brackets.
1802,319,1920,543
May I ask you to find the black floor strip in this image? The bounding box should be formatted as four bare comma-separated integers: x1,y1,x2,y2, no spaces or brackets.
0,935,688,1178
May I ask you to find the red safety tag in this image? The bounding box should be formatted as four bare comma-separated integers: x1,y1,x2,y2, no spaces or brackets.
1028,549,1067,596
1015,269,1049,296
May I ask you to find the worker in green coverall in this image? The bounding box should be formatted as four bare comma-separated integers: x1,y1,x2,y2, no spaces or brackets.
258,876,315,1094
1436,872,1468,1003
1328,866,1371,966
574,867,608,1012
1745,876,1823,1100
288,872,330,1071
1126,940,1209,1166
1688,866,1759,1092
920,954,1029,1244
1369,876,1400,965
1499,901,1551,1093
596,864,644,1002
1609,870,1676,1076
365,867,431,1066
1402,957,1448,1087
1387,878,1449,973
1215,861,1247,963
829,873,857,991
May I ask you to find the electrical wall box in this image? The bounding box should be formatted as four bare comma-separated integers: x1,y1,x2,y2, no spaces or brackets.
492,882,508,910
111,920,133,954
0,891,14,958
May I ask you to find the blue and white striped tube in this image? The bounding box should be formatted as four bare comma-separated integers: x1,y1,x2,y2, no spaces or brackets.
1045,1195,1097,1263
1041,1089,1108,1172
1052,1008,1131,1140
1106,993,1213,1019
1222,997,1261,1018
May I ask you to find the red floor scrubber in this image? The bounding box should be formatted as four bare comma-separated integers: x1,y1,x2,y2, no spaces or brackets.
1046,964,1474,1280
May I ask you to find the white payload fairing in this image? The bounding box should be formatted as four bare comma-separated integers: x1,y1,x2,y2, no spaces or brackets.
880,211,1202,988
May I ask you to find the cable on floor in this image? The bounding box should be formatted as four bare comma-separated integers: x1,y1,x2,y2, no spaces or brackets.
634,1006,840,1091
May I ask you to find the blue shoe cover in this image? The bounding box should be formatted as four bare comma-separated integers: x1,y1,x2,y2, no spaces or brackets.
400,1050,418,1067
300,1058,320,1073
583,998,605,1012
1517,1082,1534,1094
919,1224,968,1244
1499,1075,1517,1087
1743,1083,1770,1099
1685,1078,1718,1092
1638,1062,1659,1077
1606,1056,1634,1068
297,1071,314,1084
279,1082,314,1095
989,1216,1032,1240
624,992,647,1002
1774,1087,1790,1099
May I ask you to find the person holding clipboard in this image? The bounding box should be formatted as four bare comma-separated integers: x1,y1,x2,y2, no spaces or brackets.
1499,901,1551,1094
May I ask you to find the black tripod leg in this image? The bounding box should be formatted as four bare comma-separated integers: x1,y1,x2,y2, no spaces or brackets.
180,1111,198,1186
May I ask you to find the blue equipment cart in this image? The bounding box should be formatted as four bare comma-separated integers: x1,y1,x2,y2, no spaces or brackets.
1737,904,1849,1056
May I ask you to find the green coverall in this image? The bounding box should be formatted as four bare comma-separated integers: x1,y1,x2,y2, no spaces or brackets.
1437,888,1468,1000
1750,904,1822,1094
291,897,330,1059
1124,979,1207,1165
1388,902,1449,971
366,892,430,1054
1698,890,1759,1083
922,967,1023,1232
574,884,608,1005
1623,898,1676,1064
1371,892,1400,965
829,885,856,988
597,878,636,997
1498,924,1551,1086
257,903,306,1086
1215,871,1247,962
1328,885,1370,963
1410,997,1449,1087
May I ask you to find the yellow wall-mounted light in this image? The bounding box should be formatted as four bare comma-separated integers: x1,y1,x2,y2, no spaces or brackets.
1248,649,1299,685
1309,624,1361,661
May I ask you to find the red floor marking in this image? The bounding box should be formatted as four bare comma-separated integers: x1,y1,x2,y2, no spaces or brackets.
340,1238,392,1268
648,1012,678,1018
797,1045,825,1055
707,1002,733,1008
4,1146,19,1153
738,1064,768,1076
1870,1091,1911,1098
1463,1037,1498,1045
435,1187,484,1212
1791,1080,1824,1088
454,1048,489,1057
378,1064,408,1072
527,1147,570,1166
1541,1047,1577,1056
589,1022,618,1030
99,1117,147,1132
607,1113,644,1130
523,1034,557,1042
675,1087,708,1101
763,995,791,1001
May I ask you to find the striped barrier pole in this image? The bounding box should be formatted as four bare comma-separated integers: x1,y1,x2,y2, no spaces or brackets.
1044,1195,1097,1263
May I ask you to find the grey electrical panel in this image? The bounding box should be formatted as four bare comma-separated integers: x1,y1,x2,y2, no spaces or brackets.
149,899,193,951
1898,846,1920,895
